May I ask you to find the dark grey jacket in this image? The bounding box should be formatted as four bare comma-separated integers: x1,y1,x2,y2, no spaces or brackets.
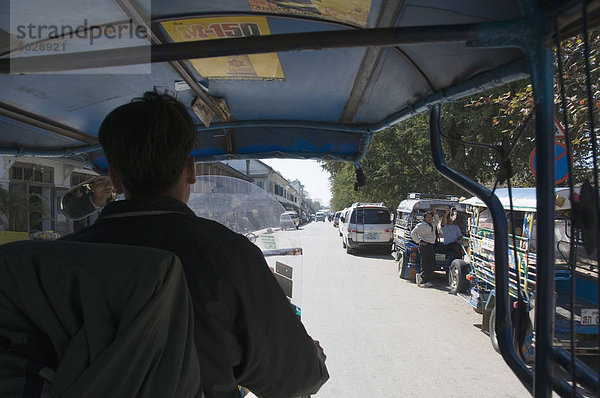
62,197,329,398
0,240,201,398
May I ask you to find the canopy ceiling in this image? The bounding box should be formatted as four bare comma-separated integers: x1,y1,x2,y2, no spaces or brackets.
0,0,598,170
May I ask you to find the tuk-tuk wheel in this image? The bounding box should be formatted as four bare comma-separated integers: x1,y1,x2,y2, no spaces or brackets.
449,260,468,294
489,307,501,354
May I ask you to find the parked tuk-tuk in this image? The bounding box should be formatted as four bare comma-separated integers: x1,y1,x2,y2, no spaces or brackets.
393,193,467,281
451,188,598,363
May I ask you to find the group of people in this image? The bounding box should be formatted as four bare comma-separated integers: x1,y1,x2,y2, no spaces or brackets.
410,207,464,288
59,91,329,398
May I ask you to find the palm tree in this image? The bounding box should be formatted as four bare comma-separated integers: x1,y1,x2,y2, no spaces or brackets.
0,186,45,232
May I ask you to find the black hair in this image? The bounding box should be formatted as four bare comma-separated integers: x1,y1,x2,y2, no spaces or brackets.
98,90,196,197
424,211,434,217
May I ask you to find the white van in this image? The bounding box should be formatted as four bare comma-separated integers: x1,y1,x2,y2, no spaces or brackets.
340,203,393,254
279,211,299,230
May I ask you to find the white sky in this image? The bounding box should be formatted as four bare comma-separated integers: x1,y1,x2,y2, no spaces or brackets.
261,159,331,206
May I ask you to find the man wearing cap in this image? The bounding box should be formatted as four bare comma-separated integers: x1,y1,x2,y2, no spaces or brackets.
410,211,437,288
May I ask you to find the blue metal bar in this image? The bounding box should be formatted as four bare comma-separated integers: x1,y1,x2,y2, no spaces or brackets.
197,120,370,133
0,121,370,159
554,347,600,392
0,145,102,157
519,0,555,394
0,21,531,74
429,105,533,393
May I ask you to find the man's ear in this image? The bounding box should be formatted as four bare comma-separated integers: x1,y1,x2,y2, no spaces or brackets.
185,157,196,184
108,168,124,194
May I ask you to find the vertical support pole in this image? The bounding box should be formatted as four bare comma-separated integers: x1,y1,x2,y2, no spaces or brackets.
430,106,533,392
528,41,555,398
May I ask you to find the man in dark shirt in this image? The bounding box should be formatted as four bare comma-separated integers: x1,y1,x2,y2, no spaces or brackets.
62,91,329,398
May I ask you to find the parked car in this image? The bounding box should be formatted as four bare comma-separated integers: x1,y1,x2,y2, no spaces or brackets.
279,211,299,230
340,202,393,254
332,211,341,228
393,193,467,281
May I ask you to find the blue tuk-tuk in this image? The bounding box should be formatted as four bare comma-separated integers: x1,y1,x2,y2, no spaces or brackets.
451,188,598,366
393,193,468,281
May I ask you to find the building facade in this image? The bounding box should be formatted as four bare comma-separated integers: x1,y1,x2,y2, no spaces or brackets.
0,156,312,238
221,159,309,217
0,156,99,236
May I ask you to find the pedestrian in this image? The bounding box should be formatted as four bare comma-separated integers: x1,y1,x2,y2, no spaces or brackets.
410,210,437,288
61,90,329,398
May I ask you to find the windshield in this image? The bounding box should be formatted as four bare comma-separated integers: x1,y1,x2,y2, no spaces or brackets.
352,208,391,224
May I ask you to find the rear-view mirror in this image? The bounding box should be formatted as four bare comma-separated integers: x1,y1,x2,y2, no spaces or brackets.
60,176,117,220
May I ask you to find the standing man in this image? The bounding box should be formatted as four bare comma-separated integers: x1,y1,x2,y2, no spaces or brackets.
62,91,328,398
410,211,437,288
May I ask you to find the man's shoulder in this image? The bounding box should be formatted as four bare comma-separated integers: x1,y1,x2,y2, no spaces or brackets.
411,221,424,233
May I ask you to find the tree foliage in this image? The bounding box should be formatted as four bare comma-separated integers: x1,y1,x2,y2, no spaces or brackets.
304,197,322,213
456,30,600,185
0,186,44,231
323,114,467,211
324,29,599,211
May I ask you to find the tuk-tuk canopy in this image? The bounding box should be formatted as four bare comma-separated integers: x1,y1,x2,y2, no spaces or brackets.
396,198,465,214
3,0,597,170
462,188,579,212
2,2,599,394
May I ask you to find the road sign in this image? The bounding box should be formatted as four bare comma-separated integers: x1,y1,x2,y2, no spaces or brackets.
554,117,565,138
529,141,571,184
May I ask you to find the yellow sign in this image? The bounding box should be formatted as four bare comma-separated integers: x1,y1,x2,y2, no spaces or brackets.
0,231,28,245
161,17,284,81
249,0,372,28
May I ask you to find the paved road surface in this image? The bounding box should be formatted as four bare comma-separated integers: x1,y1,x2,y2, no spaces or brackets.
297,221,530,397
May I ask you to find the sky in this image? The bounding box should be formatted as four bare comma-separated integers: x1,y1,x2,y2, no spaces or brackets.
261,159,332,206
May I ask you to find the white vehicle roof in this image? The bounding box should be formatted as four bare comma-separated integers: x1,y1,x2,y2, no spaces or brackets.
350,202,388,209
462,187,579,212
396,198,462,213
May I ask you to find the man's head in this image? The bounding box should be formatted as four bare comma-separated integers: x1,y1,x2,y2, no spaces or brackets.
424,211,434,224
89,176,114,206
98,90,197,199
447,207,458,224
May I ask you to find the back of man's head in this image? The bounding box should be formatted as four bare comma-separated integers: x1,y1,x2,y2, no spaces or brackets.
98,90,196,197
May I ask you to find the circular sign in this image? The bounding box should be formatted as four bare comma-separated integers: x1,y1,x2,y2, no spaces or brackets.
529,141,571,184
